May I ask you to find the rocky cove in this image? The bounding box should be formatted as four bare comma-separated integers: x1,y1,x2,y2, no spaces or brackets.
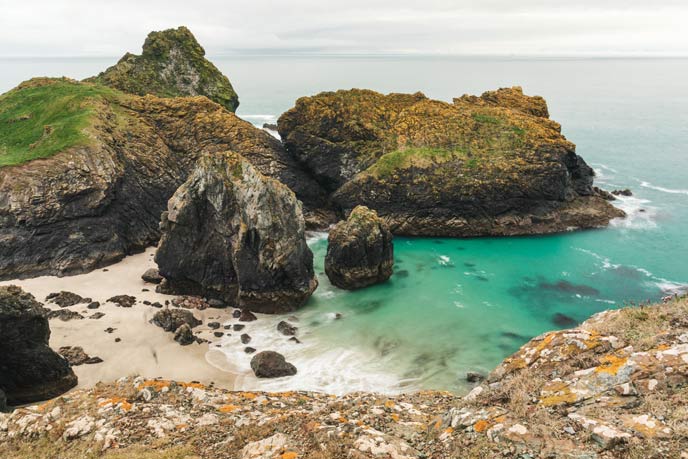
0,26,685,459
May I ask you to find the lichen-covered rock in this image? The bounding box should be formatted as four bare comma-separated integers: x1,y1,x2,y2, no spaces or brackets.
278,87,624,237
87,26,240,112
155,152,317,313
250,351,297,378
0,285,77,406
0,78,326,280
325,206,393,289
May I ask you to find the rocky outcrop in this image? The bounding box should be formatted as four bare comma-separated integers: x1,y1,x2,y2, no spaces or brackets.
0,77,326,280
278,87,624,237
250,351,297,378
325,206,394,289
155,152,318,313
2,296,688,456
87,26,240,112
0,285,77,407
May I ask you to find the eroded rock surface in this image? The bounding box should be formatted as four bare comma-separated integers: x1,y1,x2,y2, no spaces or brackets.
0,286,77,406
0,78,325,280
155,152,317,313
278,87,624,237
87,26,240,112
325,205,394,289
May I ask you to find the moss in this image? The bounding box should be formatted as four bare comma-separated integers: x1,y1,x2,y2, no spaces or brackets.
0,78,124,167
367,146,467,178
87,26,239,112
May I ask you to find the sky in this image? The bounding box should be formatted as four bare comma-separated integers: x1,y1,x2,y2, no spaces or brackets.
1,0,687,57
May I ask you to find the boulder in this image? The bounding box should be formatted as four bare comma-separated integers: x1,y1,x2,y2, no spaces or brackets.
47,309,84,321
86,26,239,112
141,268,163,284
278,87,625,237
173,324,195,346
325,206,394,289
58,346,102,366
0,286,77,406
239,310,257,322
612,189,633,197
150,309,201,332
250,351,297,378
107,295,136,308
277,321,298,336
46,291,89,308
241,334,252,344
155,152,318,313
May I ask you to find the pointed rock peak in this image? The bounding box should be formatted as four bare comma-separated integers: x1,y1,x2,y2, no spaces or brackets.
87,26,239,112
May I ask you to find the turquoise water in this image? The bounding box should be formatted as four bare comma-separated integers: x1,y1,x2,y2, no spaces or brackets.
2,57,687,394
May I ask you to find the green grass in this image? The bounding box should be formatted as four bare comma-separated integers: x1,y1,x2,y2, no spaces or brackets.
366,146,467,177
0,78,121,167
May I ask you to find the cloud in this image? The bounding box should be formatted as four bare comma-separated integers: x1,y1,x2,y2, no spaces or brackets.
0,0,686,56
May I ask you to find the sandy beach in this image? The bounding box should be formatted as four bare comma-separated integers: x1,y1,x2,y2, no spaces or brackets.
0,247,237,390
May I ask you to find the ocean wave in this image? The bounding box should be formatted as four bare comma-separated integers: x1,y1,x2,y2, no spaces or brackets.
653,280,688,296
609,195,658,230
207,312,408,395
240,114,277,120
640,181,688,196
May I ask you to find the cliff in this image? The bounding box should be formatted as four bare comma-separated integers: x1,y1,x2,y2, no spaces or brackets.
87,26,240,112
278,87,624,237
0,78,325,280
2,296,685,458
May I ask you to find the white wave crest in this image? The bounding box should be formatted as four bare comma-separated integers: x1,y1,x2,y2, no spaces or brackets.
609,195,658,230
640,181,688,196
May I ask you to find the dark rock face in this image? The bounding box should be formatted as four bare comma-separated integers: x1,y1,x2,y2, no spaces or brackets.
142,268,163,284
278,87,624,237
87,26,240,113
612,189,633,197
0,389,6,412
0,286,77,406
150,309,201,332
250,351,297,378
466,371,486,383
0,78,327,281
325,206,394,290
155,152,318,313
47,309,84,321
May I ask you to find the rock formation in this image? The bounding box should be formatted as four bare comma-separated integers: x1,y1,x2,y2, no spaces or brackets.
0,77,326,280
87,26,240,113
155,152,318,313
250,351,297,378
0,285,77,407
3,295,688,456
325,206,394,289
278,87,624,237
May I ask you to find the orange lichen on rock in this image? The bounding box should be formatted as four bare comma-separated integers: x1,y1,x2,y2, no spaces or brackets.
218,404,238,413
99,397,132,411
474,420,490,433
595,354,629,375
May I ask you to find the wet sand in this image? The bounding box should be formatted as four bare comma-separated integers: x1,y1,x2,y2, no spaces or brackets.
0,247,237,390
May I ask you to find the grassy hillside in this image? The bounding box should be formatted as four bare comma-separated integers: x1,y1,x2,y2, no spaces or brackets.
0,78,121,167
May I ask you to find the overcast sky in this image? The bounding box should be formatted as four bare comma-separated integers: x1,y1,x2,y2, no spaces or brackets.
1,0,687,57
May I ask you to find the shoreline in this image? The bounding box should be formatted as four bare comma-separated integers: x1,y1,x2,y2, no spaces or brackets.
0,247,237,391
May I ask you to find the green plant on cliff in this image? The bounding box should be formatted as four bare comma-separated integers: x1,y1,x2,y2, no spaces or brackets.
87,26,239,112
0,78,123,167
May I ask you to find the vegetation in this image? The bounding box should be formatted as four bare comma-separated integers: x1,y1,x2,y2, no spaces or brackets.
367,146,467,177
0,78,122,167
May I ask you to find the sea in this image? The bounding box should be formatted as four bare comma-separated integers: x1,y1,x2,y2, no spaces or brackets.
2,56,687,395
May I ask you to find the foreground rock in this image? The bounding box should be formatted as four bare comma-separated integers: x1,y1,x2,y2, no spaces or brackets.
87,26,240,112
2,296,688,457
278,86,624,237
250,351,297,378
0,286,77,406
325,205,394,289
155,152,318,313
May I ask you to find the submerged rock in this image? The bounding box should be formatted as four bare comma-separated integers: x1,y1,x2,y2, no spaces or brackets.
612,188,633,197
155,152,318,313
278,87,624,237
87,26,239,112
325,206,394,289
250,351,297,378
0,286,77,406
277,320,298,336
